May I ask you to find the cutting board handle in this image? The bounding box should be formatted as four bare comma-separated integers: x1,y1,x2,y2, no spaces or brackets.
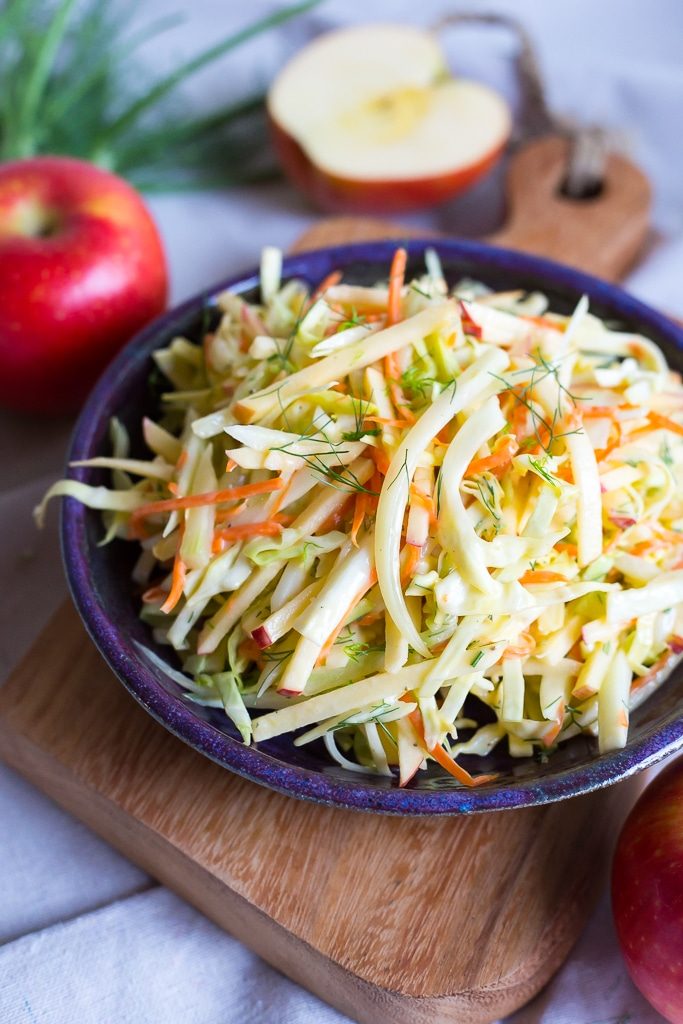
490,135,650,280
293,133,651,283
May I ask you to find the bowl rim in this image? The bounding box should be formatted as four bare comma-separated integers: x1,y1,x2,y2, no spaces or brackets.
62,236,683,815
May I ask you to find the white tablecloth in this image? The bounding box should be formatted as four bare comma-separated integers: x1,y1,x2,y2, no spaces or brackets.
1,2,681,1020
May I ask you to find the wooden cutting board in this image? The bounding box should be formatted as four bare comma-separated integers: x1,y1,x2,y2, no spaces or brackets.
0,135,651,1024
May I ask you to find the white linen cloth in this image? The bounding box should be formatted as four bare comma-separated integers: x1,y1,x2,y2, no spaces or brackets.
1,0,681,1019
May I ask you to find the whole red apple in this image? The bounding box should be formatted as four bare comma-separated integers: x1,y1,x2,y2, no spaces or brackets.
612,757,683,1022
0,156,167,414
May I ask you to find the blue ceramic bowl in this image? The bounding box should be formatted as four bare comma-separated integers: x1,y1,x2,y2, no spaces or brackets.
62,239,683,814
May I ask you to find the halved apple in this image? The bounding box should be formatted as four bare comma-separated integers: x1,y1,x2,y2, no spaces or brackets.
268,23,511,213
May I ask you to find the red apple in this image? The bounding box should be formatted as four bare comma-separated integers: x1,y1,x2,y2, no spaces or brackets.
268,24,511,213
0,156,168,414
251,624,273,650
612,757,683,1022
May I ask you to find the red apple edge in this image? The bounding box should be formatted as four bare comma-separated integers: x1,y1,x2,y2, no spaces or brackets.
269,114,507,214
612,757,683,1023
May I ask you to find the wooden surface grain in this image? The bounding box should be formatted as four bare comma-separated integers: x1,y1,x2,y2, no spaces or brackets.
491,136,651,280
0,153,651,1023
0,602,637,1024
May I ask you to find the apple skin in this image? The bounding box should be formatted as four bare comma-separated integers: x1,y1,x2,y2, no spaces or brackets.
612,757,683,1022
0,156,168,414
270,114,505,214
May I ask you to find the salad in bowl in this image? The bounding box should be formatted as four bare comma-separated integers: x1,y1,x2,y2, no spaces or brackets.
41,242,683,807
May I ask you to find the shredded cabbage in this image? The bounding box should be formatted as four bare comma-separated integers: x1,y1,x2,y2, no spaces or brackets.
38,248,683,785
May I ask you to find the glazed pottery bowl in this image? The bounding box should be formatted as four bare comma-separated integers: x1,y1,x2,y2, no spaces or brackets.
62,239,683,814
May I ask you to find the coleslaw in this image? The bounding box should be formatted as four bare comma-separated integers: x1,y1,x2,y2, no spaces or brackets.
37,247,683,787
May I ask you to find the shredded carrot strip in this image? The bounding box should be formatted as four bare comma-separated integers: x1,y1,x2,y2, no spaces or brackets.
310,268,342,305
364,415,410,428
401,544,421,582
526,407,582,456
555,542,578,556
167,482,179,496
409,483,434,513
357,610,384,627
525,423,553,455
466,435,519,477
595,434,622,462
582,405,628,419
329,301,384,317
522,314,557,329
511,402,528,442
402,701,497,788
629,539,667,555
500,390,518,420
161,549,186,614
621,423,651,442
141,585,167,604
215,500,248,523
351,492,368,547
409,483,437,527
582,406,614,419
363,471,382,516
520,570,568,585
268,478,290,518
316,570,378,666
626,410,683,442
384,351,416,424
225,458,237,473
554,463,574,482
212,521,282,553
647,411,683,437
390,388,416,424
384,353,400,380
175,450,188,471
216,521,283,540
387,247,407,326
369,446,390,476
640,539,670,555
131,478,284,528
